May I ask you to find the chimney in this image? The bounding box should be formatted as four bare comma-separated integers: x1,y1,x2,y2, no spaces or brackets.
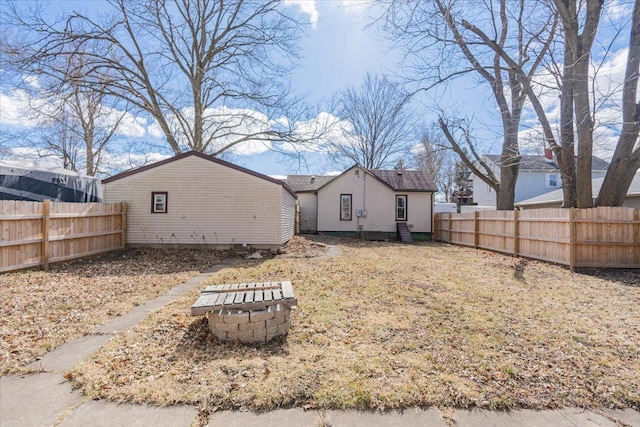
310,175,315,184
395,159,404,175
544,147,553,160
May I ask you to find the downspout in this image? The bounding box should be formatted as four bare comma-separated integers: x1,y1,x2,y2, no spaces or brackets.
430,191,434,241
362,171,367,232
314,190,318,233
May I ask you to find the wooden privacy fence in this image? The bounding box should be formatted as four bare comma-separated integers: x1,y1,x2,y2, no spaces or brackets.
1,200,126,273
434,207,640,270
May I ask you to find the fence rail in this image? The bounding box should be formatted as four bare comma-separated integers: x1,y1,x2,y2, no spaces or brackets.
1,200,126,273
434,207,640,270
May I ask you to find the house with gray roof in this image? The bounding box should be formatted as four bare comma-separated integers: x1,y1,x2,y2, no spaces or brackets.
285,175,336,233
287,164,437,239
472,153,610,208
515,171,640,209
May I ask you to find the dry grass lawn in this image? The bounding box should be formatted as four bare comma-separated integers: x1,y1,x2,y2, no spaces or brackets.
67,239,640,418
0,248,225,374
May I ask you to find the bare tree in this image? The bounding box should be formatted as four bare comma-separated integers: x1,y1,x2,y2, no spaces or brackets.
413,127,457,200
4,0,321,158
1,27,126,176
461,0,639,207
380,0,557,210
596,0,640,206
328,73,415,169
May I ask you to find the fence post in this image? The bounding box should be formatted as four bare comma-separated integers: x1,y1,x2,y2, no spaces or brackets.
474,211,480,248
569,208,577,271
433,213,437,242
513,208,520,257
120,201,127,249
42,199,50,271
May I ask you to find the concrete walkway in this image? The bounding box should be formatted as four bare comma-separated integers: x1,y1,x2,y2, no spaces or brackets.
1,260,639,427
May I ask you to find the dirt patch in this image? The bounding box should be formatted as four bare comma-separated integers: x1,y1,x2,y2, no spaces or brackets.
67,242,639,416
277,235,331,258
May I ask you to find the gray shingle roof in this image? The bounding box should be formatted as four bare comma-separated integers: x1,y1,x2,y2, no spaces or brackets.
285,175,336,192
370,169,438,192
287,167,437,193
484,154,610,171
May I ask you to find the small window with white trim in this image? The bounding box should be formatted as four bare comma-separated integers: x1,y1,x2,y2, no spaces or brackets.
340,194,352,220
396,195,407,221
545,173,559,188
151,192,168,213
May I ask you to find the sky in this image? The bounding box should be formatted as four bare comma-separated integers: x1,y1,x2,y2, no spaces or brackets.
0,0,636,178
1,0,398,177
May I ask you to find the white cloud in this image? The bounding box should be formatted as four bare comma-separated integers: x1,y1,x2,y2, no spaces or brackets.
519,47,636,161
0,90,46,127
99,151,170,175
339,0,373,15
605,0,633,20
0,88,152,139
284,0,319,29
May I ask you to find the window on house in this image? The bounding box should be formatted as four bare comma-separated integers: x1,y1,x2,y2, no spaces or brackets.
396,195,407,221
151,192,168,213
545,173,559,188
340,194,352,220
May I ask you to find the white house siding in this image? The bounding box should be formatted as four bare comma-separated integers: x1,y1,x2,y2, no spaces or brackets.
280,187,296,244
472,162,609,208
297,192,318,233
519,197,640,210
104,155,282,248
317,167,432,233
404,192,433,232
472,174,497,207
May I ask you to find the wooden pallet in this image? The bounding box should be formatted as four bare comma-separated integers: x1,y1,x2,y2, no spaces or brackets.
191,281,297,316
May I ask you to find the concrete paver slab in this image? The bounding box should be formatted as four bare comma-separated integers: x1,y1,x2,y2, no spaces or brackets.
60,401,197,427
455,407,619,427
28,334,113,373
207,409,320,427
557,407,628,426
326,408,447,427
0,373,83,427
602,408,640,426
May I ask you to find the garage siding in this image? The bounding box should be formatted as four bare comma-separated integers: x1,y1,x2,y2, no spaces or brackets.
280,187,296,244
104,155,282,247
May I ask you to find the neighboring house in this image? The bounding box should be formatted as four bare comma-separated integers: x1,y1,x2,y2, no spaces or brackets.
103,151,296,249
285,175,336,233
1,160,103,202
288,165,437,239
516,171,640,209
471,153,610,207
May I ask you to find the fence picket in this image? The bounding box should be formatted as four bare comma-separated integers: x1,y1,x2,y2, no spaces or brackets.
435,207,639,269
1,201,125,272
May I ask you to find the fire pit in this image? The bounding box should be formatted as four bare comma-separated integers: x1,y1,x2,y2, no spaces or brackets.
191,281,297,343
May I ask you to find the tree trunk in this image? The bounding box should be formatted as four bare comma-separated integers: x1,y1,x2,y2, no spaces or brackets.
497,121,520,210
573,53,595,208
596,0,640,206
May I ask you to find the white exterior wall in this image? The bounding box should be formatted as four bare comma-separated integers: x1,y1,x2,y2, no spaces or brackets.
104,155,283,247
404,192,433,233
472,162,609,208
520,196,640,210
280,187,296,243
297,192,318,233
472,174,497,207
317,167,432,233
